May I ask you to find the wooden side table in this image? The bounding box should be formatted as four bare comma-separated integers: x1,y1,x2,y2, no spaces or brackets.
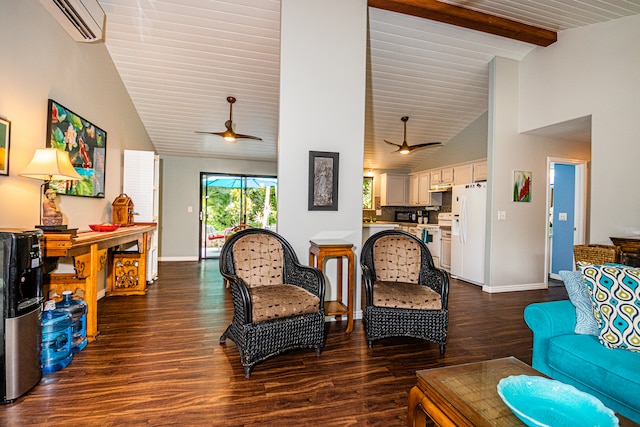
309,239,355,333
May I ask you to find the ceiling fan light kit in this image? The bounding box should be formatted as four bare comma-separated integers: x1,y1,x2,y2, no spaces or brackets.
384,116,441,154
196,96,262,143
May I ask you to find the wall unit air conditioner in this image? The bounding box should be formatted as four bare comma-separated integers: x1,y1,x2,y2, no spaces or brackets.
40,0,105,43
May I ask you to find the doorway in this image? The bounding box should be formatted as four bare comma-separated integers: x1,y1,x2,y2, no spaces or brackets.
546,158,588,281
199,173,278,259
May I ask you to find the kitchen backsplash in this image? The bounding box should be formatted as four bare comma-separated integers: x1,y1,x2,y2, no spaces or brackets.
363,192,452,224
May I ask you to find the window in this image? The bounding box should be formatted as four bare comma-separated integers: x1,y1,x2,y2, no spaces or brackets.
363,176,373,209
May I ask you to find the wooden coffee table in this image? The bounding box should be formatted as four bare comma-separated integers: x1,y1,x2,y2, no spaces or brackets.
407,357,635,427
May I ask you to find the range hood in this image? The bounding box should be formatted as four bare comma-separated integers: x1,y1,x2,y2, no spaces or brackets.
429,183,453,192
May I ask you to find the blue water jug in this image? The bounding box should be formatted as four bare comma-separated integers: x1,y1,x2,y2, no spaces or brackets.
41,309,73,374
55,290,88,353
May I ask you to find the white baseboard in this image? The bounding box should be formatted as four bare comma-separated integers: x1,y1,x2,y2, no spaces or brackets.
482,282,547,293
158,256,199,262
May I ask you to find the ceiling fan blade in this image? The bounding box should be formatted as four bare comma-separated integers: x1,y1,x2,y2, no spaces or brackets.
233,133,262,141
407,142,442,151
384,140,401,148
195,131,226,136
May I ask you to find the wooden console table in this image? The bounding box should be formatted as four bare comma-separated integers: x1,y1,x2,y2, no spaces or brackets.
41,223,156,342
610,236,640,267
309,239,355,333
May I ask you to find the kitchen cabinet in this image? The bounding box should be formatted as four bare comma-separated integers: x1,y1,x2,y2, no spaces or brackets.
473,160,487,182
431,167,454,185
408,173,420,205
430,169,442,185
418,172,441,206
441,167,454,184
454,163,473,185
380,173,408,206
409,172,442,206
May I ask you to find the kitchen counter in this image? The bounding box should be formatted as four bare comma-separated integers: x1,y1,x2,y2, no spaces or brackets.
362,222,399,246
362,221,400,228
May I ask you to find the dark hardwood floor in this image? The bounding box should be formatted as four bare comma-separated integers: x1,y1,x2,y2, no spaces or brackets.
1,261,568,426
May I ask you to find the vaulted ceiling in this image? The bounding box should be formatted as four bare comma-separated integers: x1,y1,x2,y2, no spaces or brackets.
96,0,640,171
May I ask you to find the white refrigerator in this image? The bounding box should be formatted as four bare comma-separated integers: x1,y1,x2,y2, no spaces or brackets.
451,182,487,286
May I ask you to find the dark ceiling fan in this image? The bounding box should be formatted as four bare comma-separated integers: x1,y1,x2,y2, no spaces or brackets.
384,116,441,154
195,96,262,142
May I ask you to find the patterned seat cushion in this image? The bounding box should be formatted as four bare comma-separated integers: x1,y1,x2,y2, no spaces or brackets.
373,280,442,310
232,233,284,287
373,235,421,283
249,284,320,322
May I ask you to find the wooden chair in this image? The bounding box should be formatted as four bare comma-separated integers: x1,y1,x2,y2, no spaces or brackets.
219,228,326,377
361,230,449,354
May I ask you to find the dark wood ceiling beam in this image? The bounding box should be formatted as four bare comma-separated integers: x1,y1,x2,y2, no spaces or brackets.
368,0,557,46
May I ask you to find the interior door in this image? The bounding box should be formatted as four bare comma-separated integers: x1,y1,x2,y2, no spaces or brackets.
546,158,587,281
551,164,576,274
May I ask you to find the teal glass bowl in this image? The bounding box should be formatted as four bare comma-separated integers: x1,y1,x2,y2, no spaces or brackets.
497,375,619,427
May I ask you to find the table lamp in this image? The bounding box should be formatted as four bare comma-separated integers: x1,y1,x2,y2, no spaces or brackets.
20,148,82,229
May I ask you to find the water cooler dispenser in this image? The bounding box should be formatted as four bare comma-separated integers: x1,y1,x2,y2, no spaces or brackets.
0,230,43,404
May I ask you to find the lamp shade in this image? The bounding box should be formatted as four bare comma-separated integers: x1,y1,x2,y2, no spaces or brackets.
20,148,82,181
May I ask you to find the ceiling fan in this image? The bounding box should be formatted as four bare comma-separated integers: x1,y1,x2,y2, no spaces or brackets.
384,116,441,154
195,96,262,142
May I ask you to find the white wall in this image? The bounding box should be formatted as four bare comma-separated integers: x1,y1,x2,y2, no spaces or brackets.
485,57,590,292
413,111,489,172
159,155,276,260
0,0,154,230
519,14,640,242
278,0,367,306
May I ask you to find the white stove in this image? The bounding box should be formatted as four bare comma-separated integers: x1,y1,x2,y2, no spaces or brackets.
416,223,442,268
437,213,453,271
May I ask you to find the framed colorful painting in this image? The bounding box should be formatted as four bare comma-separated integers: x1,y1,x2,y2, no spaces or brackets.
0,117,10,176
46,99,107,198
513,170,531,202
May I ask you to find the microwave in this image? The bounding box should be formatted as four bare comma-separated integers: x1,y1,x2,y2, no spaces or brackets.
395,211,416,222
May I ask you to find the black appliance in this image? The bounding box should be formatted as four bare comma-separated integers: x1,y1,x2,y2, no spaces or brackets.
0,230,43,404
395,211,417,222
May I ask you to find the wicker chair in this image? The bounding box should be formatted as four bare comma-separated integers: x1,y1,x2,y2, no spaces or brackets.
219,228,326,378
361,230,449,354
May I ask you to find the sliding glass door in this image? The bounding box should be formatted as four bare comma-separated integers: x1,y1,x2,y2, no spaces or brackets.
200,173,277,259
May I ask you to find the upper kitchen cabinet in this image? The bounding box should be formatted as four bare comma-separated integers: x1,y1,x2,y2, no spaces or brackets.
453,163,473,185
419,171,441,206
409,172,442,206
441,167,454,184
380,173,408,206
473,160,488,182
408,173,420,205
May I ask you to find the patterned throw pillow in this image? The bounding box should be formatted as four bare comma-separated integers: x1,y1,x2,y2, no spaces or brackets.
579,263,640,351
559,270,599,335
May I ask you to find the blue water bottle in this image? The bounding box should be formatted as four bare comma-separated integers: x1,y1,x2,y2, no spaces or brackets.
55,290,88,353
41,310,73,374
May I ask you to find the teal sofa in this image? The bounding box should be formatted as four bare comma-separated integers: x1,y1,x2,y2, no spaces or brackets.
524,300,640,423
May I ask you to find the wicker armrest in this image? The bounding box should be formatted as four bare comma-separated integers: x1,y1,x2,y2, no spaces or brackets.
222,273,253,323
284,262,326,303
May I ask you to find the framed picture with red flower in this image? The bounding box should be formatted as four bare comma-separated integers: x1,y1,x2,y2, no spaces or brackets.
46,99,107,198
0,117,10,176
513,170,531,202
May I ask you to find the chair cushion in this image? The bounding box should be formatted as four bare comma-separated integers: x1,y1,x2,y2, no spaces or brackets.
232,233,284,287
373,281,442,310
559,270,599,335
249,284,320,322
580,263,640,351
373,235,421,283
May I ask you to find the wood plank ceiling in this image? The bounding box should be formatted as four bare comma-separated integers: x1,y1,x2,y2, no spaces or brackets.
96,0,640,172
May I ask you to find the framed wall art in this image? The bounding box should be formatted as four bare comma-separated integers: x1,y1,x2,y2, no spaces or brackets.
308,151,339,211
46,99,107,198
0,117,10,176
513,170,531,202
